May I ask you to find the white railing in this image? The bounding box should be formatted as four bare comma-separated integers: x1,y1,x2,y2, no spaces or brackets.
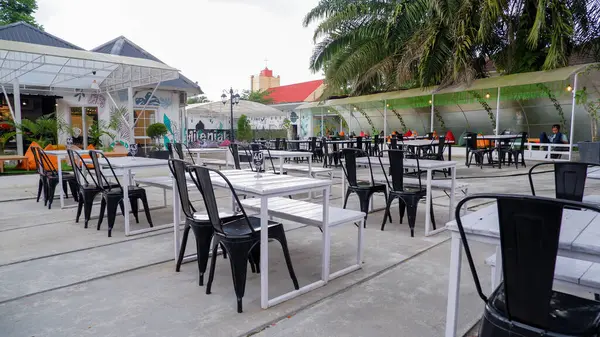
524,143,576,161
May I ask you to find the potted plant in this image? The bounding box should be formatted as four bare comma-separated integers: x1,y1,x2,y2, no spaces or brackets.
146,122,169,159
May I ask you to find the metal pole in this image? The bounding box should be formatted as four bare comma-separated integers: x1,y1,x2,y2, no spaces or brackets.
12,80,23,155
569,74,578,160
82,105,88,149
127,87,134,144
321,108,324,136
230,88,235,142
430,94,435,132
383,100,387,138
495,87,501,135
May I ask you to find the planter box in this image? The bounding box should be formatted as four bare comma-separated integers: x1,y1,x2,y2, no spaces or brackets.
578,142,600,164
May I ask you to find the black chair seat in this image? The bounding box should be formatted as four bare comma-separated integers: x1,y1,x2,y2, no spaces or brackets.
487,286,600,335
389,188,426,197
351,181,386,191
103,185,146,196
220,217,282,238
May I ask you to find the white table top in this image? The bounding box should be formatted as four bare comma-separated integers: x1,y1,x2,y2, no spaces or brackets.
356,156,457,169
85,156,168,169
468,134,520,140
45,149,93,156
266,150,312,158
446,203,600,258
187,147,228,153
138,169,330,195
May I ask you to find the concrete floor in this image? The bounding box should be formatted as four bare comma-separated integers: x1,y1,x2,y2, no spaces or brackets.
0,159,598,337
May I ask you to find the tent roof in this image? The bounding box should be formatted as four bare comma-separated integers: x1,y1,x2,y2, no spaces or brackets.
186,100,286,118
297,63,597,110
0,39,179,92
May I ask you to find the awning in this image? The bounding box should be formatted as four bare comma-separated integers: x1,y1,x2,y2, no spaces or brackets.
186,100,287,118
0,39,179,92
297,63,597,110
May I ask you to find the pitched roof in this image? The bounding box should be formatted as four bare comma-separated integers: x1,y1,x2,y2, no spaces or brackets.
0,22,83,50
92,36,202,94
267,79,324,104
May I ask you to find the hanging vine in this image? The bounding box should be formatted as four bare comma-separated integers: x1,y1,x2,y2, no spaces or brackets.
536,83,566,128
351,104,378,135
434,107,446,131
576,87,600,141
470,91,496,131
327,106,348,129
391,108,408,132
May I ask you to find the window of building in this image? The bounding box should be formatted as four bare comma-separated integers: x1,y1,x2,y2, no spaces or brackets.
134,109,157,145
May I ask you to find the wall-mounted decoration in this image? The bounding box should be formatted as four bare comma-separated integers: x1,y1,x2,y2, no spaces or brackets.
159,96,172,109
290,111,298,123
88,94,106,108
135,92,161,106
74,90,85,102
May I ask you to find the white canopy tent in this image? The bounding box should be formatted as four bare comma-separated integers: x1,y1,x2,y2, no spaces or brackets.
0,39,179,154
186,100,286,118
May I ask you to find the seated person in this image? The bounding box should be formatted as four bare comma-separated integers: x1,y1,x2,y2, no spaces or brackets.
540,124,568,144
540,124,568,158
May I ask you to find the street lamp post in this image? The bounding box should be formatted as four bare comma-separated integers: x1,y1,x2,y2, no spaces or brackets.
221,88,240,142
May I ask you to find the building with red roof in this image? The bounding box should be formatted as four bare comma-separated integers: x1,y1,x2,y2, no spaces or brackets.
250,66,324,104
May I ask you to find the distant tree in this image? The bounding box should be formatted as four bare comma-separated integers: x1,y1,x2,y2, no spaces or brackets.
240,89,274,105
236,114,252,141
187,95,210,104
0,0,43,29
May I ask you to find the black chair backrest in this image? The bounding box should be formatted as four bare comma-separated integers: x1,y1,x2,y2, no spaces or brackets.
281,138,287,150
66,149,96,187
188,165,252,236
356,137,363,151
436,135,446,156
89,150,121,192
389,137,397,150
465,132,478,150
275,138,281,150
34,147,58,175
167,143,181,160
515,131,528,151
529,162,598,201
229,144,242,170
309,137,317,152
31,147,45,176
168,159,195,219
340,148,374,187
454,194,600,328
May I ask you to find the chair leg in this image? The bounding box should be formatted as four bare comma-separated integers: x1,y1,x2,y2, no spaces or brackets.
271,227,300,290
62,179,69,199
36,178,43,202
206,238,220,295
381,194,394,231
130,198,140,224
176,224,191,272
47,180,58,209
140,192,153,227
342,188,352,209
226,241,253,313
106,198,120,237
97,197,106,230
404,196,419,237
83,192,96,229
76,196,84,223
118,200,125,217
430,196,436,231
68,180,79,202
193,225,214,286
398,199,406,224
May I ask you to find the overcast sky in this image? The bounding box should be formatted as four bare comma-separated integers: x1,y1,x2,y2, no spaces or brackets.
34,0,322,100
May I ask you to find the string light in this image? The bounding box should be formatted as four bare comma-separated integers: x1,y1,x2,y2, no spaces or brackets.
428,100,432,104
485,92,491,99
566,85,573,92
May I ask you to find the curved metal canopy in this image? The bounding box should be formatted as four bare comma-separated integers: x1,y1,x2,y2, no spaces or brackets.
186,100,286,118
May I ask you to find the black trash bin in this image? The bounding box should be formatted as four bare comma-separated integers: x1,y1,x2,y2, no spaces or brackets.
578,141,600,163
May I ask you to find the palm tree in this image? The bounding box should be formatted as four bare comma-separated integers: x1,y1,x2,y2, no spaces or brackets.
305,0,600,96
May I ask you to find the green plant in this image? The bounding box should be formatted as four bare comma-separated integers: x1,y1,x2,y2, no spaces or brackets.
88,120,116,148
0,130,16,154
352,105,377,136
470,91,496,131
391,108,408,132
282,118,292,130
9,113,63,147
146,123,168,150
577,86,600,141
537,83,566,128
240,89,274,104
237,115,253,141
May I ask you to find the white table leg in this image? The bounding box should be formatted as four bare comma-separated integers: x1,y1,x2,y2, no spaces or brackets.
450,165,456,220
279,156,284,175
321,186,331,282
172,176,182,261
123,168,131,236
445,231,463,337
196,152,201,164
493,245,502,290
308,156,313,198
357,218,364,265
425,169,433,235
260,196,269,309
57,154,65,208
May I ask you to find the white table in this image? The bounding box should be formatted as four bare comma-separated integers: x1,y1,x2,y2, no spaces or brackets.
84,156,169,235
354,156,457,236
444,204,600,337
45,149,93,209
179,170,332,309
187,147,230,166
265,150,313,176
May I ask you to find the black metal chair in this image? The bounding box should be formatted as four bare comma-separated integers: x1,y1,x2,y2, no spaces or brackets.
379,150,435,236
388,137,398,150
455,194,600,337
32,146,78,209
465,132,492,168
169,159,243,278
31,146,47,204
168,142,196,164
190,165,299,313
529,162,600,202
89,150,153,237
341,148,389,223
67,149,118,228
506,132,528,168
